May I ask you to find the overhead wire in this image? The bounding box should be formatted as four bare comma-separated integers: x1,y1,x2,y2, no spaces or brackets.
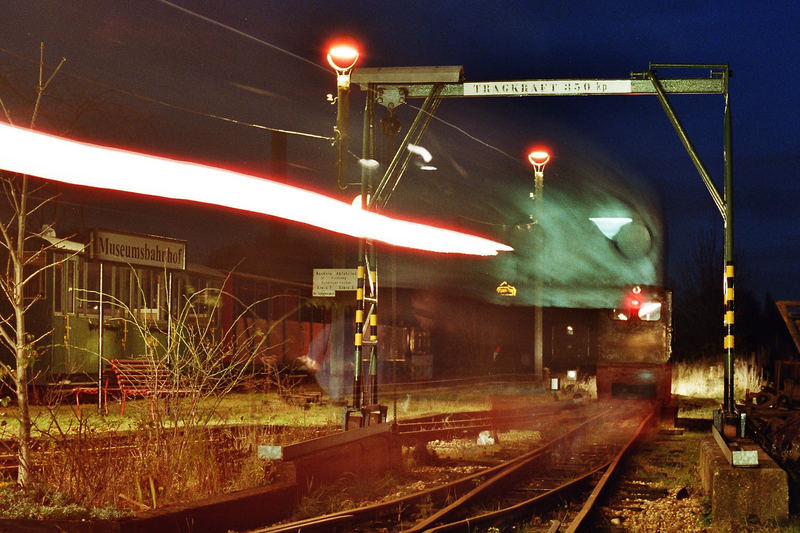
0,46,334,142
1,2,523,231
408,105,519,163
2,4,518,164
155,0,520,165
155,0,326,72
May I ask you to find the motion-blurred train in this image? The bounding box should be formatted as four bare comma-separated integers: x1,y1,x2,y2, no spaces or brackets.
1,228,669,404
395,283,673,402
541,285,673,401
594,285,672,401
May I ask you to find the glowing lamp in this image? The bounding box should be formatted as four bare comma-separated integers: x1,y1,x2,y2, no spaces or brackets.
407,143,433,163
624,286,643,312
358,158,379,169
619,286,663,321
327,44,359,71
527,150,550,168
327,41,359,87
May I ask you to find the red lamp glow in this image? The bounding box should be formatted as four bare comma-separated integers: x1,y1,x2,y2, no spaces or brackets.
327,43,359,72
527,150,550,169
0,123,512,256
327,39,359,90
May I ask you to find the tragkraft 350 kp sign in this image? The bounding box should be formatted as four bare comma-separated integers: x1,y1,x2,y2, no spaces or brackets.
91,229,186,270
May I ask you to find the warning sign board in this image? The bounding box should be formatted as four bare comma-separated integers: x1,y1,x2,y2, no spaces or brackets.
313,269,357,297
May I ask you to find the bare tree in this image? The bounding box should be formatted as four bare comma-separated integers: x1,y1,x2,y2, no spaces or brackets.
0,43,65,488
672,228,760,361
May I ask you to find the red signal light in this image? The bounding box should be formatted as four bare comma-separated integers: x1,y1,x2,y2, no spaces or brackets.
527,150,550,166
326,40,360,72
624,285,643,312
618,286,663,322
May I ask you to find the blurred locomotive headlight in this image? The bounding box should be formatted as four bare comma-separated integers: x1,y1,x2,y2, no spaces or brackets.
550,377,560,391
566,369,578,380
638,301,662,321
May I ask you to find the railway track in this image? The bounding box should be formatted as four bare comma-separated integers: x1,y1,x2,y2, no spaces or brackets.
253,401,657,533
0,423,337,481
395,401,588,443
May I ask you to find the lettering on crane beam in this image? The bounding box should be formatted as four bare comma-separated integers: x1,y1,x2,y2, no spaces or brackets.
463,79,633,96
313,268,358,297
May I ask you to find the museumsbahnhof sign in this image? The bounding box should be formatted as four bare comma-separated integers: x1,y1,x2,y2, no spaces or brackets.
91,229,186,270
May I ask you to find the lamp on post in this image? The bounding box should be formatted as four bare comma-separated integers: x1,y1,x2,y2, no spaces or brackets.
328,39,375,416
326,40,359,407
528,150,550,201
528,149,550,379
327,41,359,191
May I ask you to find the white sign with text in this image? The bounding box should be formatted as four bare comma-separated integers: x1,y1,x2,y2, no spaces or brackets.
313,268,358,297
463,79,633,96
92,229,186,270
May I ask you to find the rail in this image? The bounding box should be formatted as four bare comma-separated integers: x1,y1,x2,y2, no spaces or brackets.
404,404,653,532
253,402,659,533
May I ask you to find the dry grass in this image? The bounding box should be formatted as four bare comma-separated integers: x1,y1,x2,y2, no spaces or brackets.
0,382,544,515
0,389,345,514
671,355,764,401
37,425,268,510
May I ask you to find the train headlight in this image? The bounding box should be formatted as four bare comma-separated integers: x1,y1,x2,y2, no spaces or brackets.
638,301,662,321
566,369,578,380
614,286,663,322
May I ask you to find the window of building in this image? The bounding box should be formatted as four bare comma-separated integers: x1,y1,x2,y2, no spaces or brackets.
52,253,78,315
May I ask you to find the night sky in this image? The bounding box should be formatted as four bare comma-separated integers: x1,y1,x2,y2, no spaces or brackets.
2,1,799,305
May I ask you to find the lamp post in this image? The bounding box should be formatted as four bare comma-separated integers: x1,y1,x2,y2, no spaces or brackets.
528,149,550,378
327,40,359,405
327,42,359,191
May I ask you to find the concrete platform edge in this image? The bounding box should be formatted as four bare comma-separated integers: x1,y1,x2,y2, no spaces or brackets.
699,436,788,524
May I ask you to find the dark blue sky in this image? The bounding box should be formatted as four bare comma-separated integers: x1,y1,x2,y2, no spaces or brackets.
2,1,799,303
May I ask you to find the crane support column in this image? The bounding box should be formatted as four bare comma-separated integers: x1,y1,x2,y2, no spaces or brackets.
723,75,735,415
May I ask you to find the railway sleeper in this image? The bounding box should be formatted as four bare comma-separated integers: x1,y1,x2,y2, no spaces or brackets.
616,480,670,500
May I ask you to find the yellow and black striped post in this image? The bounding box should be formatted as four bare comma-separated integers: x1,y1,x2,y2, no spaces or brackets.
722,77,735,416
348,82,384,421
367,268,379,405
353,264,365,409
723,261,735,412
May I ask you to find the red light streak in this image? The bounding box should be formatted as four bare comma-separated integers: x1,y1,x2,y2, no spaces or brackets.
0,123,512,256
